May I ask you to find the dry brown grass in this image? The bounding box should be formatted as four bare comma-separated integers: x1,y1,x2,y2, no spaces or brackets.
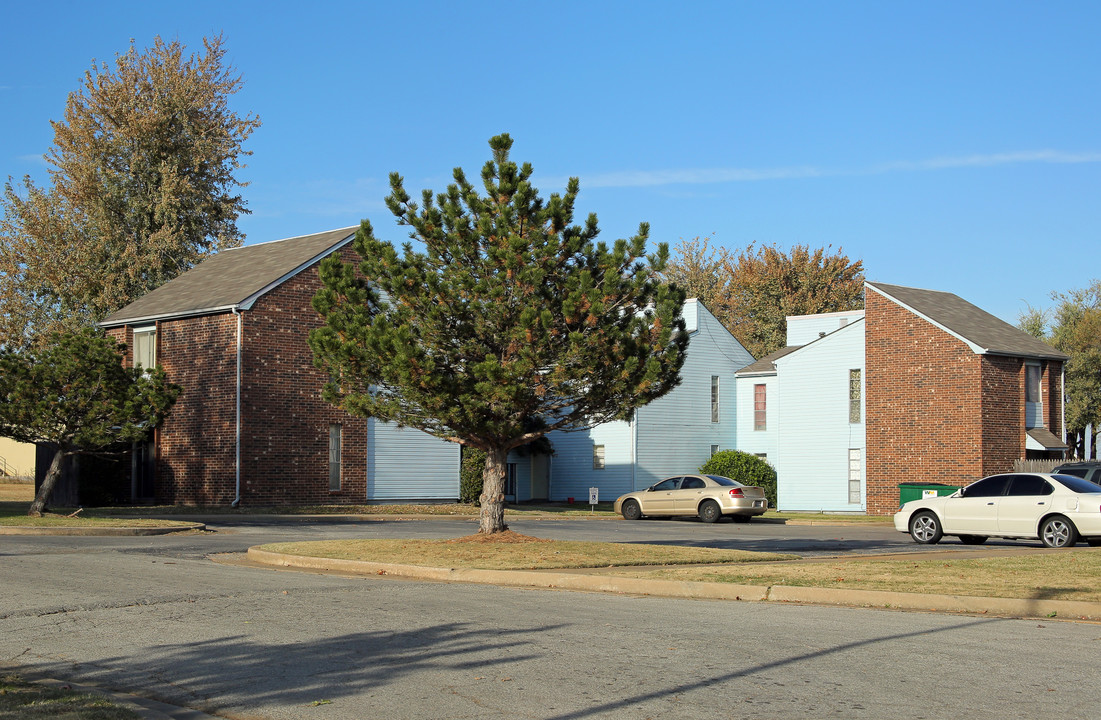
620,550,1101,602
0,481,33,502
261,534,794,569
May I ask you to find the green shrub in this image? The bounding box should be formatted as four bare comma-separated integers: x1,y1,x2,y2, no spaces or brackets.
699,450,777,508
460,447,486,505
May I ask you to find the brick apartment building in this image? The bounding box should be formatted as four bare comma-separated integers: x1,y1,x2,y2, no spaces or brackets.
83,227,1068,513
863,282,1068,514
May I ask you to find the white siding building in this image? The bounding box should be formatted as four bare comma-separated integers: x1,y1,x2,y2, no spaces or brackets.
544,299,753,501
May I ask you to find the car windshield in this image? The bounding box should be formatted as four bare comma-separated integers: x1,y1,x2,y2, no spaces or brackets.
1052,474,1101,494
706,475,744,487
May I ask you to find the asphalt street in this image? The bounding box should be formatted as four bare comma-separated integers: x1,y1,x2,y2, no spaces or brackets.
2,516,1099,719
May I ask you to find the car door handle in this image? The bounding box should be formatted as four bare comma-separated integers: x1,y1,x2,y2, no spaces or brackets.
987,502,994,505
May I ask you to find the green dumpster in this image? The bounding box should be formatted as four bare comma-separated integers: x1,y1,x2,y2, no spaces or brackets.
898,483,960,505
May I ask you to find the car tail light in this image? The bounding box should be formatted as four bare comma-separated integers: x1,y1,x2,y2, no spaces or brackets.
728,488,745,499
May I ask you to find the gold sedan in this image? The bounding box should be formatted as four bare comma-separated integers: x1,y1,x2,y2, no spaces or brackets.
614,474,769,523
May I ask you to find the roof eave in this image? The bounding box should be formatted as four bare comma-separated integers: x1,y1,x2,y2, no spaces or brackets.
100,304,243,328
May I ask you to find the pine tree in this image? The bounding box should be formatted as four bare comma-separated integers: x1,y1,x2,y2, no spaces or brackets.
0,35,259,347
310,134,688,534
0,328,180,516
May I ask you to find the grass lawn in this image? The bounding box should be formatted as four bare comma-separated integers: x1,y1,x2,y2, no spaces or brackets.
0,672,140,719
619,550,1101,603
0,500,199,529
260,531,1101,603
261,532,797,569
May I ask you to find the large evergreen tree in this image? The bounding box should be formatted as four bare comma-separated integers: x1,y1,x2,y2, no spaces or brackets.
0,328,180,516
310,134,688,534
0,35,259,347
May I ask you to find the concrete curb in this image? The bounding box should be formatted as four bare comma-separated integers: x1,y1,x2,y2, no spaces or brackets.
247,547,1101,622
0,522,205,536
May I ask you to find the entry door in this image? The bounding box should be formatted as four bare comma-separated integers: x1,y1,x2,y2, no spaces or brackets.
997,475,1053,536
942,475,1009,534
643,477,682,514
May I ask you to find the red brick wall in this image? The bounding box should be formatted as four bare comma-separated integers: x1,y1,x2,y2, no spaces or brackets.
1042,361,1064,433
239,251,368,505
110,315,240,504
865,291,985,514
980,355,1024,476
109,245,370,506
156,314,239,503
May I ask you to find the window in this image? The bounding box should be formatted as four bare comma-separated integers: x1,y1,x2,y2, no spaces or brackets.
1025,364,1041,403
754,384,767,431
961,475,1011,498
848,369,861,424
593,444,605,470
328,424,342,491
711,376,720,423
1006,474,1053,497
710,444,719,457
133,327,156,370
848,449,861,504
682,477,705,489
652,478,681,491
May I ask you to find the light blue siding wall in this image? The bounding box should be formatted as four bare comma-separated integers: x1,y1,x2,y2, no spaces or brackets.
367,420,460,499
548,421,634,501
734,374,778,461
634,302,751,489
774,320,865,511
546,301,752,499
786,311,865,346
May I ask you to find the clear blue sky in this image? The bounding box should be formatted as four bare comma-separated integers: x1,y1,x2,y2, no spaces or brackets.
2,1,1098,327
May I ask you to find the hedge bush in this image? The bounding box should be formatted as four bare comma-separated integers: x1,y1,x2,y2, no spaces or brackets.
699,450,777,508
459,447,486,505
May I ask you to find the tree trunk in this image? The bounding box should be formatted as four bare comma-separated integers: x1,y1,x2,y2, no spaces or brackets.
478,445,509,534
29,447,66,517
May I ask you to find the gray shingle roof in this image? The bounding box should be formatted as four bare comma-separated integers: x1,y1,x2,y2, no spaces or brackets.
866,281,1067,361
101,226,358,326
735,346,803,375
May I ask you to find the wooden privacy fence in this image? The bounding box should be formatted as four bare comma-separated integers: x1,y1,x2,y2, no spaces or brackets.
1012,458,1063,473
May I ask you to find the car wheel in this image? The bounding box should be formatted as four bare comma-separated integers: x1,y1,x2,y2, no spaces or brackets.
909,511,942,544
698,500,721,524
1040,515,1078,548
621,499,642,521
958,535,988,545
732,515,751,524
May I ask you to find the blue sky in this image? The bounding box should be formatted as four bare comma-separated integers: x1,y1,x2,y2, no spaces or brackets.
2,1,1098,327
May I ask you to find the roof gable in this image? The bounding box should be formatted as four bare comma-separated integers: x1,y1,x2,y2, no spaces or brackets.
101,226,358,326
866,281,1067,361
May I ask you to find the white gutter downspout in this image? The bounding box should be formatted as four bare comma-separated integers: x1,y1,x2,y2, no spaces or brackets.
231,308,243,507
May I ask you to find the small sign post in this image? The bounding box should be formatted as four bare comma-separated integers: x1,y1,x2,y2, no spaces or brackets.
588,487,599,513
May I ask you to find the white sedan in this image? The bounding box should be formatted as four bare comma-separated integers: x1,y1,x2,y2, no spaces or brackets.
894,472,1101,548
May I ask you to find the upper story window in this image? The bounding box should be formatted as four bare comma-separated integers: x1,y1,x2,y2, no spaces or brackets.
754,384,767,431
848,369,861,424
711,376,720,423
133,327,156,370
1025,364,1041,403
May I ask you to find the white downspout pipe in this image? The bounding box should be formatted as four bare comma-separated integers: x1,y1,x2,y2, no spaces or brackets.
231,308,242,507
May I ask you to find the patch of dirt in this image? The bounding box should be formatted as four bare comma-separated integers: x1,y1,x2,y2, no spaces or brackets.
447,530,551,544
